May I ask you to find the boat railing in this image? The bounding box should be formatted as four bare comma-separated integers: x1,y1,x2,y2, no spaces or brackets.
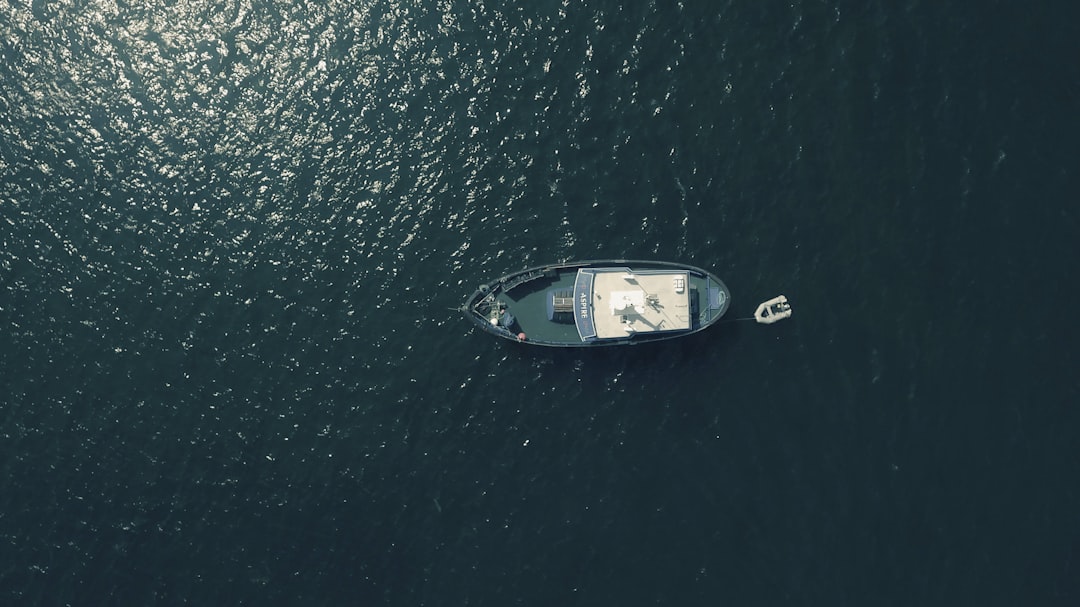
500,269,548,292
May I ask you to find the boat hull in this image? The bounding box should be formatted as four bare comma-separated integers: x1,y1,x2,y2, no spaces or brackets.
462,260,731,347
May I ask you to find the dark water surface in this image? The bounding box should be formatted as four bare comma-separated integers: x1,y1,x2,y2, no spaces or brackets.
3,0,1079,604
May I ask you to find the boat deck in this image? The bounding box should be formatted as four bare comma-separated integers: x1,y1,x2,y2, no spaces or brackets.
585,269,691,339
499,271,580,343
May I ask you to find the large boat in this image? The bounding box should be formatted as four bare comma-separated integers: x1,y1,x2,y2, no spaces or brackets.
461,260,731,347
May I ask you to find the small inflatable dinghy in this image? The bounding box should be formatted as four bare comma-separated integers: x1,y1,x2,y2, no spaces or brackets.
754,295,792,324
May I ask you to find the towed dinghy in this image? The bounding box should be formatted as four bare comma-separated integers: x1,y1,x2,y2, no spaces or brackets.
754,295,792,324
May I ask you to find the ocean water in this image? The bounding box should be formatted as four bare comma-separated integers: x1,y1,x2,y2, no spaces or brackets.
2,0,1078,604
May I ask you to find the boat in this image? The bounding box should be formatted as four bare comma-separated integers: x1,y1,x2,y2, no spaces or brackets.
754,295,792,324
461,260,731,347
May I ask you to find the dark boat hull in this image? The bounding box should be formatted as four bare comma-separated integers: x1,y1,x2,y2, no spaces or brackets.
461,260,731,347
